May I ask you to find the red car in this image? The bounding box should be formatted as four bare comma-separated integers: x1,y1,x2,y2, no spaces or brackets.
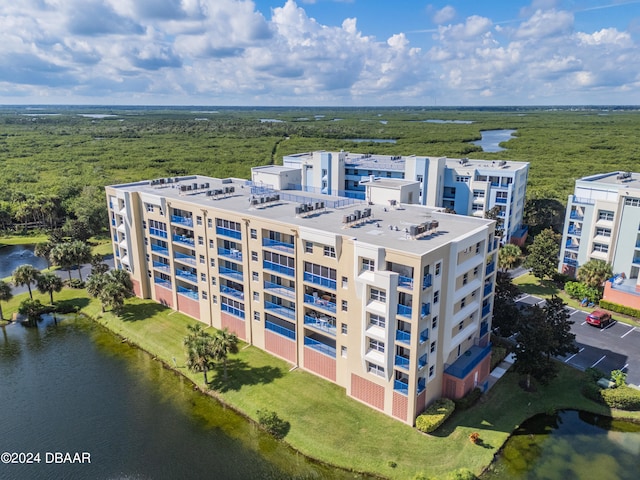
586,310,613,328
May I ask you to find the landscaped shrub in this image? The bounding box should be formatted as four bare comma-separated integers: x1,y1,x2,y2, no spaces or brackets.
600,386,640,410
490,346,507,371
599,300,640,319
611,369,627,387
67,278,85,289
256,409,290,439
415,398,455,433
581,382,603,403
564,281,600,302
584,367,606,383
454,388,482,410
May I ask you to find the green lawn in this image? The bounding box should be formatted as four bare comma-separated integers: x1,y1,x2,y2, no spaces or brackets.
0,234,50,246
3,289,639,479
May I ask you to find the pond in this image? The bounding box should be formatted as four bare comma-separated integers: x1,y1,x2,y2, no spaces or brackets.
471,129,517,152
0,315,367,480
482,410,640,480
0,244,49,278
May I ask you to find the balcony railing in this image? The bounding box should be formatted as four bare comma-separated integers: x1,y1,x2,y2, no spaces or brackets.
418,354,427,369
395,355,410,369
216,226,241,240
304,337,336,358
218,247,243,262
484,283,493,297
220,284,244,300
263,281,295,299
152,261,171,274
303,272,336,290
149,227,168,239
396,330,411,344
221,302,245,319
154,277,172,289
394,379,409,395
219,267,243,282
176,270,198,283
480,321,489,337
482,304,491,317
171,215,193,228
397,304,413,317
420,329,429,343
398,275,414,289
567,227,582,236
151,244,169,257
173,234,195,247
421,303,430,317
565,243,579,251
495,197,507,204
263,260,295,277
262,239,294,254
423,274,433,289
304,315,337,336
265,320,296,340
563,257,578,267
569,211,584,221
174,252,196,266
177,287,198,300
485,262,496,275
417,378,426,394
304,294,337,313
264,301,296,320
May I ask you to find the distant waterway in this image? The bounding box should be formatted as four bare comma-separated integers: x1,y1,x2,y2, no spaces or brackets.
0,315,367,480
471,129,516,152
344,138,397,143
0,244,48,278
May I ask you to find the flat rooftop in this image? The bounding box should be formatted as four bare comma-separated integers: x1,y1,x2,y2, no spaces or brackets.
109,175,494,255
578,171,640,191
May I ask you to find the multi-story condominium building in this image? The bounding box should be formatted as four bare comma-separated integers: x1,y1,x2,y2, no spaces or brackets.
106,174,498,425
269,150,529,244
559,171,640,310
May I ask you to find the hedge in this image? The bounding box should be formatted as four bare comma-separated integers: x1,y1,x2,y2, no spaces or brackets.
600,386,640,410
416,398,455,433
598,299,640,319
454,387,482,411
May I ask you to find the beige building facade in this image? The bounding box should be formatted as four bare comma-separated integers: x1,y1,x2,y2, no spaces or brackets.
106,175,497,425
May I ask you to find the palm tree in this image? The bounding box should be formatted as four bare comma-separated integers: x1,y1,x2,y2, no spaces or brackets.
51,242,75,281
213,328,239,380
184,324,215,384
13,264,40,300
86,273,108,312
0,280,13,321
69,240,92,281
34,241,53,269
577,259,613,289
498,243,522,272
37,272,63,304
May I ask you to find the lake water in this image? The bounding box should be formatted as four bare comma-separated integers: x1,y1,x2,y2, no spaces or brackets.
481,410,640,480
0,244,49,278
471,129,516,152
0,315,364,480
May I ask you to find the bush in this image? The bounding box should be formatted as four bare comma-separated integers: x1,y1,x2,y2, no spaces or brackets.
454,388,482,410
599,299,640,319
564,281,600,302
490,346,507,371
600,386,640,410
611,369,627,387
256,409,290,439
415,398,455,433
581,382,603,403
67,278,85,289
585,367,606,383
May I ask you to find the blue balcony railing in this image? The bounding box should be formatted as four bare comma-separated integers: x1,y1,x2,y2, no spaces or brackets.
396,330,411,344
394,379,409,395
486,262,496,275
304,315,337,336
171,215,193,227
421,303,431,317
417,378,426,394
563,257,578,267
265,320,296,340
152,261,171,273
395,355,410,369
262,238,295,254
154,277,172,289
304,294,337,313
304,337,336,358
495,197,507,204
567,227,582,236
482,304,491,318
220,284,244,300
304,272,336,290
263,261,295,277
569,211,584,220
565,243,579,251
263,281,295,299
422,274,433,289
218,247,243,262
177,287,198,300
174,252,196,266
221,302,245,319
480,321,489,337
484,283,493,297
151,244,169,256
149,227,168,239
398,275,414,289
420,329,429,343
216,226,241,240
219,266,243,282
173,234,195,247
176,270,198,283
397,304,412,317
418,354,428,369
264,301,296,320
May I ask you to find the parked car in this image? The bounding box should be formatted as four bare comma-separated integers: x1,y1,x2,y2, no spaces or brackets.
586,310,613,328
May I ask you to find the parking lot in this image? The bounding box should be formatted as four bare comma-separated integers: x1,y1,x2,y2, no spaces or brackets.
515,294,640,386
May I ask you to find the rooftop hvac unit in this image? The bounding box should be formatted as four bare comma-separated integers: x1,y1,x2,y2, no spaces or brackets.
342,215,349,224
409,225,418,236
363,208,371,217
319,201,324,209
222,178,232,184
229,186,235,193
296,207,303,215
192,183,198,190
354,210,361,219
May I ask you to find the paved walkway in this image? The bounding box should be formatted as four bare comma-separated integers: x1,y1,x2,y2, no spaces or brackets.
486,352,516,391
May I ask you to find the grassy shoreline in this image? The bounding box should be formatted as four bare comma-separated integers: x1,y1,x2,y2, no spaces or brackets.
3,289,640,479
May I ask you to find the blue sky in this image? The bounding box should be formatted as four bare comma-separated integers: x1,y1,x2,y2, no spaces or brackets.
2,0,640,105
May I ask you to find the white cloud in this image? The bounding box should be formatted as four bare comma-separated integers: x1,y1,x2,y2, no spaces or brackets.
515,9,573,40
433,6,455,24
576,28,632,47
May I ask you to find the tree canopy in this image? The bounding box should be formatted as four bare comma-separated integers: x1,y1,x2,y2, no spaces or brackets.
577,259,613,289
524,228,561,281
492,271,522,338
498,244,522,272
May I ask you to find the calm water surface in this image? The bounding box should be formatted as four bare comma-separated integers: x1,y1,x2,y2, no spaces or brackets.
0,316,365,480
471,129,516,152
0,244,49,278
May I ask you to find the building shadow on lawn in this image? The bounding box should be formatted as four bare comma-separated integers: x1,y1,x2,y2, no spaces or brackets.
208,359,283,393
118,302,169,322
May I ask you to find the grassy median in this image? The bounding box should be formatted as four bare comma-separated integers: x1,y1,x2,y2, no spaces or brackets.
3,289,639,479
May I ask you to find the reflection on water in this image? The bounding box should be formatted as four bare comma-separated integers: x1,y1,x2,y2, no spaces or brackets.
0,244,49,278
482,410,640,480
471,129,517,152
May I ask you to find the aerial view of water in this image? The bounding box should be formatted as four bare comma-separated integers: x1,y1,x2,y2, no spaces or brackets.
0,244,49,278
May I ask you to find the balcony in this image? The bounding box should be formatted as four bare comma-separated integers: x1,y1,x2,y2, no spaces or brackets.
394,379,409,395
263,281,295,300
483,283,493,297
422,274,433,289
418,354,428,369
417,378,426,394
304,272,336,290
265,320,296,340
263,261,295,277
304,294,336,313
218,247,243,262
220,284,244,301
171,215,193,228
421,303,431,317
304,337,336,358
567,227,582,236
395,355,410,369
482,304,491,317
485,262,496,276
219,266,243,282
495,197,507,204
264,301,296,320
173,234,195,247
262,238,295,254
565,243,579,251
445,343,492,379
397,304,413,318
569,211,584,221
151,244,169,257
396,330,411,344
176,269,198,284
216,226,241,240
480,321,489,337
154,277,172,289
174,252,196,266
221,302,245,319
419,329,429,343
563,257,578,267
149,227,167,239
152,261,171,274
398,275,414,289
304,315,336,336
177,286,198,300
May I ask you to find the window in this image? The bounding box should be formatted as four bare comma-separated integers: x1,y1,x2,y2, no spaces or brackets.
250,228,257,239
456,175,470,183
435,262,441,276
254,311,260,321
341,300,348,311
368,363,385,377
196,216,202,226
598,210,614,221
147,270,151,278
432,316,438,329
429,365,435,377
433,290,440,304
202,291,208,300
207,218,213,228
146,203,154,213
370,288,386,302
209,239,214,249
198,236,204,246
458,321,464,331
253,291,259,301
324,246,336,258
211,277,216,286
593,243,609,253
475,242,481,254
341,323,348,335
463,273,468,285
200,273,206,282
212,295,217,304
342,276,348,288
144,237,148,246
460,298,466,309
473,266,479,276
199,255,205,264
210,258,215,267
473,190,485,199
305,241,313,253
595,227,611,237
252,271,259,282
625,197,640,207
251,251,258,261
362,258,375,271
369,339,385,353
341,346,347,358
369,313,385,328
430,341,436,353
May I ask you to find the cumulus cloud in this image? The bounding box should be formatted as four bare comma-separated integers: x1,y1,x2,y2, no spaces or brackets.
433,5,456,24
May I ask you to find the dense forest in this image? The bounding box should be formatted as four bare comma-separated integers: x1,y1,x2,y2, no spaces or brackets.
1,105,638,235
